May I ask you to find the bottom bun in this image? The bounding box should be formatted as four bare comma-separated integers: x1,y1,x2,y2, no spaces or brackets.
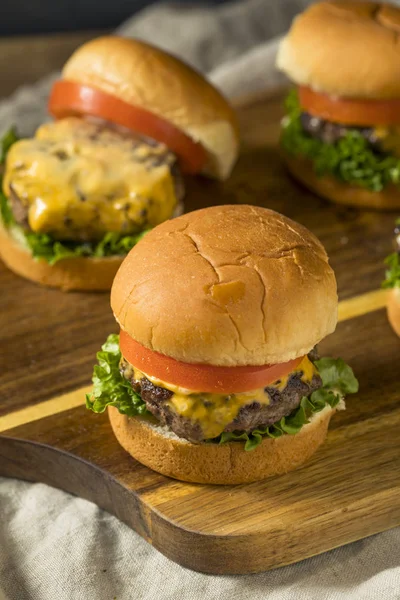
387,287,400,338
0,201,184,291
0,222,123,291
283,152,400,211
108,405,335,484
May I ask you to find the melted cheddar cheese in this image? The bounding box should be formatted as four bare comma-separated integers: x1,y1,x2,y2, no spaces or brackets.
3,117,178,241
133,356,317,439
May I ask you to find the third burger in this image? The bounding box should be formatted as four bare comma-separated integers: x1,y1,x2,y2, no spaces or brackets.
277,1,400,210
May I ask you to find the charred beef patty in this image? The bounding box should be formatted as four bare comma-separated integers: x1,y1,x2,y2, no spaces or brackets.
300,112,383,149
8,183,29,229
120,353,322,443
224,373,321,433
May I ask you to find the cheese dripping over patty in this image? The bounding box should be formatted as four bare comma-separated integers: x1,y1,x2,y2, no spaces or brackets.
3,117,179,241
130,356,317,439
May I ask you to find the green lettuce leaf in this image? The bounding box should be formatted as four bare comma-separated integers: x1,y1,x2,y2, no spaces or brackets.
281,90,400,192
0,126,18,163
0,128,18,226
0,189,13,226
86,336,359,452
23,229,149,265
382,218,400,289
314,357,359,394
383,252,400,289
86,334,149,417
0,213,148,264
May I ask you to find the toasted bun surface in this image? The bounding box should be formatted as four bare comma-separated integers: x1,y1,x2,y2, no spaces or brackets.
109,405,334,484
62,36,239,180
283,152,400,210
387,287,400,337
0,222,123,291
277,1,400,99
111,205,337,366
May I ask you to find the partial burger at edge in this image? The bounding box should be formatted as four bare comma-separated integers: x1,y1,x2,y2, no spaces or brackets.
383,219,400,337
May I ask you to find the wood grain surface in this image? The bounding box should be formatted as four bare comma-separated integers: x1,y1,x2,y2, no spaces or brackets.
0,54,399,573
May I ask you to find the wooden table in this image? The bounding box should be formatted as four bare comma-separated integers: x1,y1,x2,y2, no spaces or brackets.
0,33,399,575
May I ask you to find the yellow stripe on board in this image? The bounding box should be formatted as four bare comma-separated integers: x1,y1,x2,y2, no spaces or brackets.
338,289,388,323
0,386,91,433
0,288,389,434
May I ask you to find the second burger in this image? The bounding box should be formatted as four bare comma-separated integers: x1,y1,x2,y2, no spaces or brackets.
0,37,239,290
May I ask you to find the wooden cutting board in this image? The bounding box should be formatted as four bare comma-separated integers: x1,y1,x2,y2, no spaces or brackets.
0,88,399,575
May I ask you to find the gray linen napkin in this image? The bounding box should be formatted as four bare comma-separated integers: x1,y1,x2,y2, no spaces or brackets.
1,1,399,598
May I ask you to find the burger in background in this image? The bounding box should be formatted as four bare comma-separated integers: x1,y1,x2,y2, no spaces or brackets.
0,37,239,291
86,205,358,485
383,219,400,337
277,1,400,210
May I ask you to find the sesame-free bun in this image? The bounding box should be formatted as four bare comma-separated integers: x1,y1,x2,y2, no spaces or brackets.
62,36,239,180
111,205,338,366
109,404,335,484
387,287,400,337
283,152,400,210
277,1,400,99
0,221,122,291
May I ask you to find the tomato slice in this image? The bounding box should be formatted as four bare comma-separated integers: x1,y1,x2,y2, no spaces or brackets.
119,330,303,394
298,85,400,127
48,80,206,174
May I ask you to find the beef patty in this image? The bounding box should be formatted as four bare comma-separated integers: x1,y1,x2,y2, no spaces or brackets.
300,112,383,148
120,351,322,443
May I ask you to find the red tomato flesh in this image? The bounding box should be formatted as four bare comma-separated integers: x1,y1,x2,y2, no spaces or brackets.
298,85,400,127
119,330,303,394
48,80,206,174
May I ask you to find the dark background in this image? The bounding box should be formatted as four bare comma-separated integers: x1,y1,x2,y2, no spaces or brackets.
0,0,227,35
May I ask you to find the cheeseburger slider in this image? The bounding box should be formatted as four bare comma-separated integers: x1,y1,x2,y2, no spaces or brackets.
0,37,238,291
87,205,358,484
277,1,400,210
383,219,400,337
